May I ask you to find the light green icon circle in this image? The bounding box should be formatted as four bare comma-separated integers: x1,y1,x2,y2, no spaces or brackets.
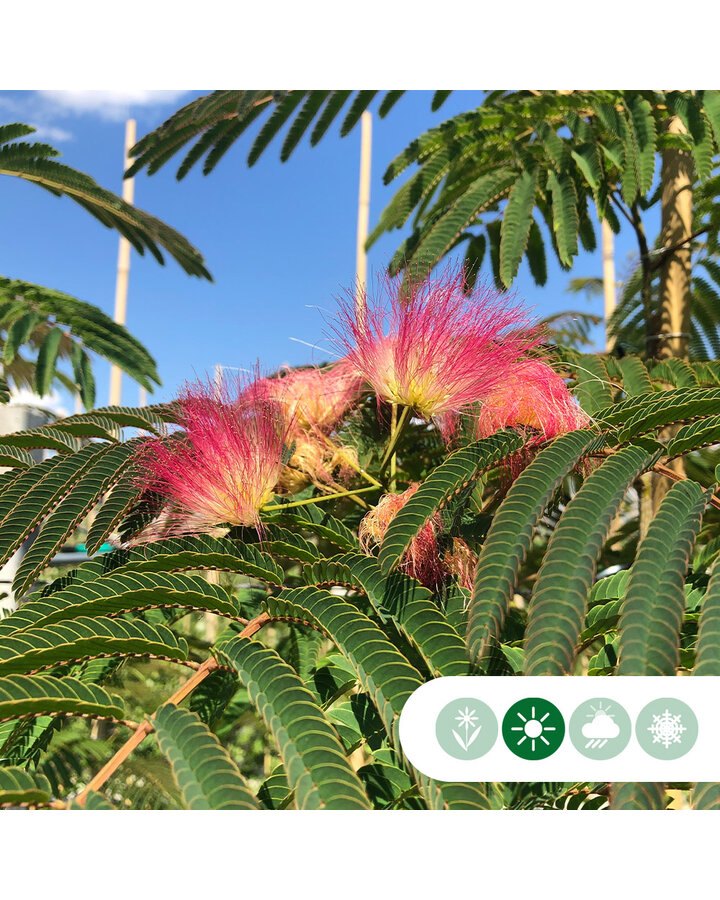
635,698,698,760
435,698,498,760
569,697,632,760
502,697,565,760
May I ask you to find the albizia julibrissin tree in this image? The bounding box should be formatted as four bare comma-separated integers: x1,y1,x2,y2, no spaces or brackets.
0,267,719,811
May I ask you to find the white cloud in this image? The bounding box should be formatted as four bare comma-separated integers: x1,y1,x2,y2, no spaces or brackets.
30,124,73,142
38,90,189,121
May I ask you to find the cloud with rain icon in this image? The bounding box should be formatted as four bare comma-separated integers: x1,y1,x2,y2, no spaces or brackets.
582,703,620,749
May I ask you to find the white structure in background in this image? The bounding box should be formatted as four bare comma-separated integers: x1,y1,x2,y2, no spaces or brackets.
0,402,54,614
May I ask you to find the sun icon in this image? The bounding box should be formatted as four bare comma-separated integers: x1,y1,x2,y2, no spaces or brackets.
502,698,565,760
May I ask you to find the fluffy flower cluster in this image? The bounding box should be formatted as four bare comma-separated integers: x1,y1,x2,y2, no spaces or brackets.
136,377,291,536
472,359,590,443
329,270,544,438
256,361,364,494
135,267,589,551
359,484,477,589
256,360,363,434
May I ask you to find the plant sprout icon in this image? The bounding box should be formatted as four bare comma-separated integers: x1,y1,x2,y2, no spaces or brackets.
582,701,620,749
510,705,557,753
452,706,482,752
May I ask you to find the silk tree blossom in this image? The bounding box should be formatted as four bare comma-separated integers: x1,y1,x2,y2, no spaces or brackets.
359,485,480,589
257,360,364,434
473,359,590,443
256,360,364,494
328,269,542,435
136,376,291,535
359,484,445,587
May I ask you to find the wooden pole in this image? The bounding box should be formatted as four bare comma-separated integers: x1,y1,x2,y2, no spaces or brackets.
355,111,372,316
602,219,616,352
648,113,694,517
109,119,136,406
657,115,693,361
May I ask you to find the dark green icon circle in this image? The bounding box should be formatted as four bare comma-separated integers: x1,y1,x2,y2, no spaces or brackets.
569,697,632,760
435,698,498,760
635,698,698,760
502,697,565,760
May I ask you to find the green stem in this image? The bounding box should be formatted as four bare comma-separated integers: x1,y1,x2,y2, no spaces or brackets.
379,404,411,477
262,484,379,513
325,440,382,488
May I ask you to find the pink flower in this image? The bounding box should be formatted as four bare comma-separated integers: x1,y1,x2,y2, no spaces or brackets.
473,359,589,443
327,268,541,434
359,484,445,588
256,360,364,434
135,375,291,535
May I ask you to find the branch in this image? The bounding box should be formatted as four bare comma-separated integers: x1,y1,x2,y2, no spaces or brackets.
72,612,271,807
648,226,710,271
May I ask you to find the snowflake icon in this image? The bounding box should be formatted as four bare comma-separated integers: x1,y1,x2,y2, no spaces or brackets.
648,708,686,749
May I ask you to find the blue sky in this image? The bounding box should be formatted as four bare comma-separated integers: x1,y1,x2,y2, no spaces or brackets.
0,90,649,412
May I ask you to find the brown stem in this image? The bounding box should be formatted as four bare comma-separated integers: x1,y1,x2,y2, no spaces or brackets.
72,612,271,807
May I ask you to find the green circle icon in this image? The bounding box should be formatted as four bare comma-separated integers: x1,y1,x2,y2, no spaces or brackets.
569,697,632,760
635,698,698,760
435,698,498,760
502,698,565,760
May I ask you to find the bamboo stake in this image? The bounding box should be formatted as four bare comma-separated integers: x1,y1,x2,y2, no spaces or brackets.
109,119,137,407
355,111,372,317
657,114,693,362
73,612,271,806
602,218,616,352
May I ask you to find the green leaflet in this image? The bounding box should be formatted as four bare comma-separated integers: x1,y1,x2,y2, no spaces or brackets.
379,431,524,575
85,477,141,554
547,169,579,266
694,562,720,675
275,505,357,550
417,778,493,810
0,616,188,675
153,704,259,810
12,440,143,598
0,445,33,468
693,783,720,809
247,92,305,166
411,168,516,270
280,92,331,162
594,388,720,438
358,761,421,809
0,571,239,634
667,416,720,456
499,168,538,286
617,356,653,396
573,354,614,414
0,766,53,806
0,674,123,721
34,327,64,399
0,426,79,453
468,430,603,663
0,443,108,571
257,764,292,810
107,535,284,585
651,358,699,389
263,586,423,744
68,791,116,810
610,783,668,810
217,635,371,810
617,481,708,675
250,525,321,563
303,552,470,676
524,445,657,675
628,94,656,194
